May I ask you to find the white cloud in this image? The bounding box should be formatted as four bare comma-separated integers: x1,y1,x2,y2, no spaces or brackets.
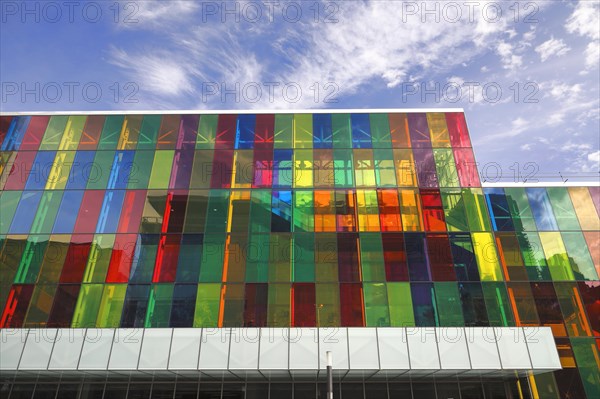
566,2,600,40
585,41,600,68
589,150,600,164
123,1,199,28
496,41,523,70
535,38,571,61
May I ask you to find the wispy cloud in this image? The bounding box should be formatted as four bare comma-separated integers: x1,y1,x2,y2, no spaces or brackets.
535,38,571,61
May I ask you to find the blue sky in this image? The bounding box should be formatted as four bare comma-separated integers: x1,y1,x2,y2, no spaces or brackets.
1,0,599,182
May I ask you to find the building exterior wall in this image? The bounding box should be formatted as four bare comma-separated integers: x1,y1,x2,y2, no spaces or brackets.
0,111,598,399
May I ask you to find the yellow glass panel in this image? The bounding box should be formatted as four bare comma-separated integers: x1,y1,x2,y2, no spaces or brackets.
426,113,451,147
293,149,313,188
96,284,127,327
117,115,143,150
398,189,423,231
231,150,253,188
472,232,504,281
293,114,313,148
83,234,115,283
356,189,381,232
58,116,86,150
354,149,376,187
393,149,416,187
45,151,76,190
568,187,600,230
539,232,575,281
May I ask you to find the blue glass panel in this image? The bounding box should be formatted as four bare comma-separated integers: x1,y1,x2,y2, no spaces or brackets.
1,116,30,151
411,282,437,326
351,114,372,148
9,191,42,234
272,190,292,232
405,233,430,281
449,233,480,281
120,284,150,327
25,151,56,190
65,151,96,189
52,191,84,233
313,114,333,149
484,188,515,232
130,234,160,283
235,114,256,149
273,149,293,188
526,188,558,231
176,234,203,282
95,190,126,233
458,282,489,326
107,151,135,189
170,283,197,327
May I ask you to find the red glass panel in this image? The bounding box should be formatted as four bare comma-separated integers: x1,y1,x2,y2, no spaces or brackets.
244,283,268,327
378,189,402,231
20,116,49,151
117,190,146,233
446,112,472,148
157,115,182,149
254,114,275,149
383,233,408,281
253,149,273,188
340,283,364,327
47,284,80,327
211,150,234,188
588,186,600,216
292,283,316,327
338,233,360,282
388,113,410,147
153,234,181,283
420,189,446,231
106,234,138,283
453,148,480,187
59,234,93,283
3,151,36,190
0,284,34,328
73,190,105,233
78,115,105,150
583,231,599,278
215,114,237,149
578,282,600,336
426,233,455,281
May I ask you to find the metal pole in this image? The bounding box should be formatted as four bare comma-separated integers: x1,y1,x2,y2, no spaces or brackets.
326,351,333,399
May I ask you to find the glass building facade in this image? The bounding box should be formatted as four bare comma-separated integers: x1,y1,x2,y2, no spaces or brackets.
0,111,598,399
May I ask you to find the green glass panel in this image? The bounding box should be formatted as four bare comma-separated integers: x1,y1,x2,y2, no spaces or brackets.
1,191,23,234
83,234,115,283
86,151,115,190
245,233,269,282
72,284,104,327
433,149,459,187
274,114,293,148
30,191,63,234
441,189,468,231
546,187,581,230
184,190,209,233
482,282,514,327
315,233,338,282
37,236,69,283
360,233,385,282
148,150,174,189
333,149,354,187
374,149,397,187
137,115,161,150
571,338,600,398
561,232,597,281
96,284,127,327
225,234,247,282
199,234,225,282
196,114,218,149
554,282,592,337
332,114,352,149
145,284,174,327
189,150,215,189
316,283,340,327
98,115,125,150
269,233,291,282
140,191,167,234
293,233,314,282
39,116,68,150
387,282,415,327
193,283,221,327
293,114,313,148
127,150,154,189
14,235,49,283
539,232,574,281
463,188,492,231
505,187,537,232
204,190,230,233
293,190,314,232
249,190,271,233
24,284,57,327
516,231,550,280
434,282,464,326
369,114,392,148
59,116,86,150
267,283,290,326
364,283,390,327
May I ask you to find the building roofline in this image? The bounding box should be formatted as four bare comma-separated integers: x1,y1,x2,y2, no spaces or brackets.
482,181,599,188
0,108,465,116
